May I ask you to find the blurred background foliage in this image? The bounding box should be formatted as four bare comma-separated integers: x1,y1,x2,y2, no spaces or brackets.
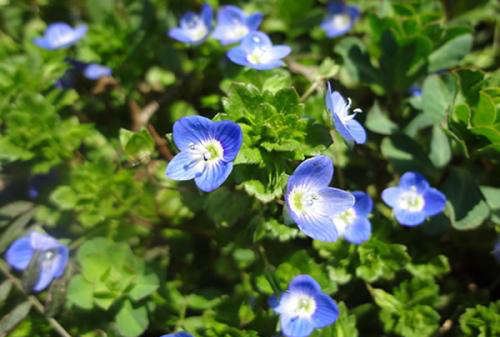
0,0,499,336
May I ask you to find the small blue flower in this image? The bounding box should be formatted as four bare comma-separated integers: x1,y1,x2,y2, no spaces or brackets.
5,231,69,292
325,82,366,144
166,116,242,192
34,22,87,50
83,63,112,80
382,172,447,226
160,333,193,337
332,191,372,244
168,4,212,45
227,31,291,70
409,85,422,97
270,275,339,337
285,156,355,242
320,2,360,38
212,5,263,45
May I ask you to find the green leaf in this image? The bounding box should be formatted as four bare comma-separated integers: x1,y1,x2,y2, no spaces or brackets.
66,275,94,310
428,34,473,72
443,168,490,230
365,101,398,135
407,255,450,280
128,273,159,302
50,186,78,210
0,209,35,253
0,201,33,218
0,280,12,304
422,73,458,124
119,128,155,164
480,185,500,224
371,288,401,313
429,125,452,168
115,301,149,337
459,301,500,337
472,92,497,126
203,188,253,226
0,301,31,335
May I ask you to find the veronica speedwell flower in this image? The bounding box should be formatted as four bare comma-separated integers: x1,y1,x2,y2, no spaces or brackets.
285,156,354,242
168,4,212,45
166,116,242,192
320,2,359,38
382,171,446,226
212,5,263,45
83,63,112,80
269,275,339,337
325,82,366,144
5,231,69,292
227,32,291,70
332,191,372,244
34,22,87,50
160,333,193,337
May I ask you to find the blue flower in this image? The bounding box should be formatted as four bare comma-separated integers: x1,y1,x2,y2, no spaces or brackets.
492,235,500,264
168,4,212,45
212,5,263,45
5,231,69,292
270,275,339,337
382,172,447,226
285,156,355,242
409,85,422,97
160,333,193,337
332,191,373,244
83,63,112,80
227,31,291,70
320,2,359,38
166,116,242,192
325,82,366,144
34,22,87,50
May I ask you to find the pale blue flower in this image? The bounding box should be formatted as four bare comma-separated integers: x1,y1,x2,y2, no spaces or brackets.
320,2,359,38
34,22,87,50
168,4,212,45
270,275,339,337
325,82,366,144
212,5,263,45
83,63,112,80
332,191,372,244
285,156,354,242
382,172,447,226
166,116,242,192
5,231,69,292
160,333,193,337
227,31,291,70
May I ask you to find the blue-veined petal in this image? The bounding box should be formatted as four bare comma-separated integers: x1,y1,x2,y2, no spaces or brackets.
423,188,446,217
343,216,371,244
281,315,315,337
332,107,354,142
393,208,426,227
345,119,366,144
194,161,233,192
382,187,403,208
5,236,33,270
311,292,339,328
227,46,250,66
295,212,338,242
289,275,321,294
166,151,205,181
214,121,242,161
352,191,373,216
316,187,354,215
287,156,333,192
399,171,429,192
173,116,213,151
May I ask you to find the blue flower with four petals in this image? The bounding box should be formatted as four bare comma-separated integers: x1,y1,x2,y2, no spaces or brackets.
212,5,263,45
168,4,212,45
320,2,360,38
227,31,291,70
325,82,366,144
332,191,373,244
166,116,242,192
34,22,87,50
5,231,69,292
270,275,339,337
382,172,447,226
285,156,354,242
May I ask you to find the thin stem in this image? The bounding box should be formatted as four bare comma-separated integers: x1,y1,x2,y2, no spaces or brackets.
300,81,321,102
0,260,73,337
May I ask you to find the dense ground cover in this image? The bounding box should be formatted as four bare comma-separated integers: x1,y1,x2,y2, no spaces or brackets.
0,0,499,336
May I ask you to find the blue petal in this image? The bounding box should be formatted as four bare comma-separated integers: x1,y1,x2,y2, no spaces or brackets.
166,151,204,181
168,28,195,43
381,187,403,208
311,293,339,328
227,46,250,66
269,45,292,60
72,25,88,42
332,107,354,142
5,236,33,270
214,121,242,161
30,231,61,250
44,23,86,49
33,37,53,49
217,5,245,27
327,2,346,14
247,60,284,71
281,315,315,337
399,171,429,192
287,156,334,192
292,211,338,242
241,31,272,51
194,161,233,192
345,119,366,144
246,13,263,30
316,187,355,215
52,245,69,278
33,264,57,292
423,188,446,217
173,116,213,151
343,217,371,244
352,191,373,216
201,4,212,29
289,275,321,294
347,5,361,21
393,208,426,227
268,295,280,310
160,334,193,337
83,64,111,80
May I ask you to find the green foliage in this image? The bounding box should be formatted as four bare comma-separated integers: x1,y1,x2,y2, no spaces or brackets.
459,301,500,337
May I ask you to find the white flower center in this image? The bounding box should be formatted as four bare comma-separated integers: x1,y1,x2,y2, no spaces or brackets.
332,208,356,235
331,13,351,30
398,188,425,212
188,139,224,163
337,97,362,123
247,47,272,65
288,187,319,215
184,16,208,41
225,24,249,41
283,293,317,318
